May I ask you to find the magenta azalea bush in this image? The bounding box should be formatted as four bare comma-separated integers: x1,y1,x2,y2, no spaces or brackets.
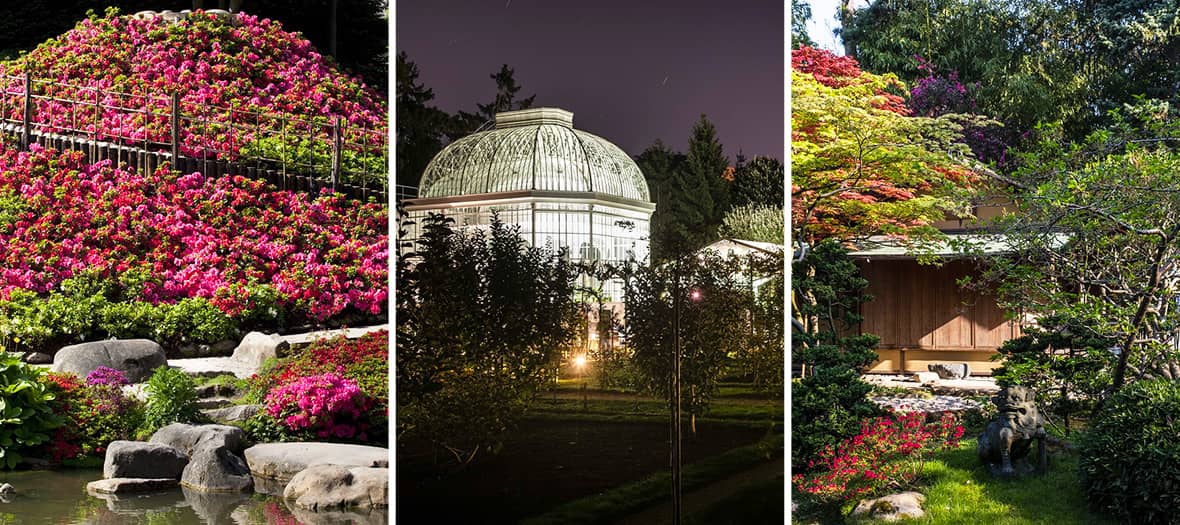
0,8,385,166
264,372,373,440
84,367,129,387
0,143,386,348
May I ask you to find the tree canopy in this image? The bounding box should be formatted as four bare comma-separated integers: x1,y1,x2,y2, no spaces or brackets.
791,46,983,252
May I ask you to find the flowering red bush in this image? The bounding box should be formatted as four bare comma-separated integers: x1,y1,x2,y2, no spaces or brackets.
0,8,386,161
249,331,388,406
792,411,964,504
41,371,144,461
0,143,387,322
264,372,373,440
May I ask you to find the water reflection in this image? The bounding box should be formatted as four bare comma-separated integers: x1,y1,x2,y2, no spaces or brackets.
0,469,388,525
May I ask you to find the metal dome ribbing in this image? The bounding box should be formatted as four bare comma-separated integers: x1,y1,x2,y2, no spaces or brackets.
418,108,650,202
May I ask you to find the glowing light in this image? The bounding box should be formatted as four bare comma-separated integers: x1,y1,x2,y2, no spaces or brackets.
573,355,587,368
690,290,702,301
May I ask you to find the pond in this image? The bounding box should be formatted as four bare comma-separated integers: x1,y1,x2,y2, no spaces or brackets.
0,469,388,525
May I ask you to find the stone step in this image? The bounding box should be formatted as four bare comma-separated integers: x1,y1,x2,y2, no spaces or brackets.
195,397,236,409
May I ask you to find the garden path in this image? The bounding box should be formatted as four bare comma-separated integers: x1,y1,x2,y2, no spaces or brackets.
609,455,784,525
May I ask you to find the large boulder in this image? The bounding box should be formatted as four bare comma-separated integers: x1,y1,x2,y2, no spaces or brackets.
183,448,253,492
149,423,252,492
52,339,166,383
150,423,247,456
245,443,388,487
284,464,388,510
103,441,188,480
230,332,289,368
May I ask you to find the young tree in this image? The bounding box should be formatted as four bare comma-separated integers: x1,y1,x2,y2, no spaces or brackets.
396,214,581,466
624,253,751,434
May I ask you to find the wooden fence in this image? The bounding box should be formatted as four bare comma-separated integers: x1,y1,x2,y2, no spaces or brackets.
0,73,388,202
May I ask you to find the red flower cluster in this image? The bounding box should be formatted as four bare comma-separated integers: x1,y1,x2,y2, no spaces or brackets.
793,411,964,504
791,46,909,115
0,144,387,321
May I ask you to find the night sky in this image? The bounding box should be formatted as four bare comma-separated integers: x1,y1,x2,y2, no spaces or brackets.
397,0,784,160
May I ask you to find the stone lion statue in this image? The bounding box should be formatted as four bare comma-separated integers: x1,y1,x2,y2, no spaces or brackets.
976,385,1047,478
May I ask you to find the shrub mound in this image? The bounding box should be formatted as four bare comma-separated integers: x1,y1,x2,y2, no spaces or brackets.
0,143,387,352
244,331,387,445
0,8,386,171
1079,379,1180,524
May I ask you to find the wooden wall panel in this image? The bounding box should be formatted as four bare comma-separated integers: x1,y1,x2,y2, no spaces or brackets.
857,259,1020,355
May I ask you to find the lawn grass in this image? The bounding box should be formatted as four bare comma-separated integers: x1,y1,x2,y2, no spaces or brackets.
686,474,785,525
795,439,1117,525
521,432,783,525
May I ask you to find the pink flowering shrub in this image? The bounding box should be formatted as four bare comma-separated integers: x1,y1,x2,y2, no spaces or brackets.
0,143,386,331
264,372,373,441
85,366,129,387
792,411,964,504
0,8,386,165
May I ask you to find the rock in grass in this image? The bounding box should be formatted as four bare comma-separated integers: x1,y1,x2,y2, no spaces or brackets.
850,492,926,522
103,441,188,480
52,339,166,383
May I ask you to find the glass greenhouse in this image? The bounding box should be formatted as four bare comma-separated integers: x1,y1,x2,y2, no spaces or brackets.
401,107,655,301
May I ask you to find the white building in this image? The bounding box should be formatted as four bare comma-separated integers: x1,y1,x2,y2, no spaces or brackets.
401,107,655,300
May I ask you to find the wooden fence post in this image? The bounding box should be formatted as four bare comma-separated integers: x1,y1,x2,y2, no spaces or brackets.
170,92,180,167
331,117,342,191
21,72,31,148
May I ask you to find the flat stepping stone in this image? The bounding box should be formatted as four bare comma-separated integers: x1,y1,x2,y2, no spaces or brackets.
244,443,388,484
278,325,387,348
87,478,178,494
169,357,259,379
870,395,983,413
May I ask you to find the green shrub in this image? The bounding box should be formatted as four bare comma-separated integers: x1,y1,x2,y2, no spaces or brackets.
158,298,237,345
1078,379,1180,524
0,354,64,468
140,366,204,437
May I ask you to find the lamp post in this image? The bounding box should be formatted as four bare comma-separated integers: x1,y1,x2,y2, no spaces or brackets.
671,262,683,525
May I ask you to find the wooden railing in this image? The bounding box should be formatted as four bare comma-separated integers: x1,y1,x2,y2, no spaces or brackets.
0,73,388,202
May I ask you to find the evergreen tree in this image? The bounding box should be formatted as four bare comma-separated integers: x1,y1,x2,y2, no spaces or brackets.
449,64,536,140
685,114,731,226
395,52,449,189
731,156,783,209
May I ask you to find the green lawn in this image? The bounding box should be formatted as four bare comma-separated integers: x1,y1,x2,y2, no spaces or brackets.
796,439,1117,525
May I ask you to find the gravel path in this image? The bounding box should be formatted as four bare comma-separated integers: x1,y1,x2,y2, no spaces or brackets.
870,395,983,413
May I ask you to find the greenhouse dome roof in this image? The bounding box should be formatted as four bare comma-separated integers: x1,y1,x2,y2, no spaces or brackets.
418,108,650,202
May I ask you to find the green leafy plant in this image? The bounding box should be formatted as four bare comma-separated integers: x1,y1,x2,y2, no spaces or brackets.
1079,379,1180,525
140,366,203,437
0,354,63,469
